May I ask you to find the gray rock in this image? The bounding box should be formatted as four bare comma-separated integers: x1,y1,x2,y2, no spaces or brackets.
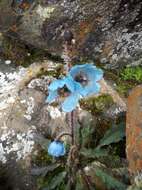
0,0,142,68
0,62,48,190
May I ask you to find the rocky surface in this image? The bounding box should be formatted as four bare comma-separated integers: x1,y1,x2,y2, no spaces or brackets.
0,0,142,68
0,60,60,189
0,59,96,189
126,85,142,176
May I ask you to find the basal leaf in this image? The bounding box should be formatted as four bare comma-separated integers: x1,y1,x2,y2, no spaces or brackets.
31,164,60,177
35,134,50,151
80,148,108,158
75,173,85,190
97,122,125,148
48,171,66,190
94,167,127,190
75,171,95,190
77,112,95,147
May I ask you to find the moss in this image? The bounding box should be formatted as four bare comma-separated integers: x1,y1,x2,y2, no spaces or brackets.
116,82,134,97
80,94,114,114
114,66,142,97
32,149,52,166
120,66,142,83
1,36,63,67
104,68,141,97
1,36,33,66
35,64,64,79
37,177,49,190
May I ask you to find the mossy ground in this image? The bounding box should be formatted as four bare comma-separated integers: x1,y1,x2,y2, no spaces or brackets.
1,36,63,67
120,66,142,82
117,66,142,96
104,66,142,97
80,94,114,115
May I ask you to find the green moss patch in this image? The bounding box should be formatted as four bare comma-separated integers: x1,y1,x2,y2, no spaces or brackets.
80,95,114,114
120,66,142,83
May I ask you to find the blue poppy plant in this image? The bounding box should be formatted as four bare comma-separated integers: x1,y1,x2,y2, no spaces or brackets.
48,141,65,157
46,64,103,112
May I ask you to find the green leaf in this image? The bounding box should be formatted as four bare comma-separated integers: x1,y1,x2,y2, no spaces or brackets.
81,123,94,147
64,183,71,190
48,171,66,190
75,174,86,190
75,171,95,190
35,135,50,151
75,181,84,190
97,122,125,148
76,112,96,148
80,148,108,158
127,185,142,190
94,167,127,190
31,164,60,177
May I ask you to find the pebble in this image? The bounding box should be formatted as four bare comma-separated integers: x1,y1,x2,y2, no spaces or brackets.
5,60,12,65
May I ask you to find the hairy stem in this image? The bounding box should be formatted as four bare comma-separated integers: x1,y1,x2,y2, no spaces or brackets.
80,169,94,190
71,111,75,145
55,132,72,141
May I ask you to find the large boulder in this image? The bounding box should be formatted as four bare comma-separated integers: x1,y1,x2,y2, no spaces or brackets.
0,0,142,68
126,85,142,176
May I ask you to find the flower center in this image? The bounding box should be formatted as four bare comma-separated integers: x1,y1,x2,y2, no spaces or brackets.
58,85,70,97
74,72,88,86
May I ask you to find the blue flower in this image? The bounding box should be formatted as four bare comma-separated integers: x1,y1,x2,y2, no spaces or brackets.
46,76,77,103
62,64,103,112
48,141,65,157
46,64,103,112
46,76,83,110
69,63,103,96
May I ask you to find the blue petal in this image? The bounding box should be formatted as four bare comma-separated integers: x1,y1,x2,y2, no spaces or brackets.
46,90,58,103
87,68,103,81
64,76,76,92
69,64,93,77
74,81,84,93
81,82,101,96
48,78,65,91
48,141,65,157
69,63,103,82
95,69,103,81
62,93,81,112
69,64,91,77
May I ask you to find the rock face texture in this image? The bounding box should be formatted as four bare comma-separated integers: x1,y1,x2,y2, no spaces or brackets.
126,85,142,175
0,60,58,190
0,0,142,68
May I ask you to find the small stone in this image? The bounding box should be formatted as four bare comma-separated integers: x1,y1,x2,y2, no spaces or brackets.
5,60,11,65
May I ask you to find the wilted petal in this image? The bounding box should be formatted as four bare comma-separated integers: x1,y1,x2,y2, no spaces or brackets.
46,90,58,103
62,93,81,112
